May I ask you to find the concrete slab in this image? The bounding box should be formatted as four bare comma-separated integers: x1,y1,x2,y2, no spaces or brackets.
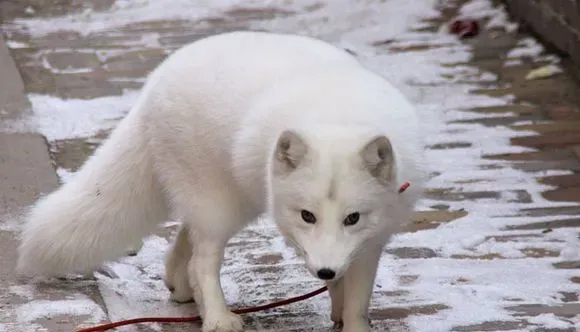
0,133,56,212
0,33,29,120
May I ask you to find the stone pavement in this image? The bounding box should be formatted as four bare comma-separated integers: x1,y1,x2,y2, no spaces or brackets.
0,0,579,331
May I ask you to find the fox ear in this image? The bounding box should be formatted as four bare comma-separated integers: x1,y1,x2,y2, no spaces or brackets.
360,135,394,183
273,130,308,173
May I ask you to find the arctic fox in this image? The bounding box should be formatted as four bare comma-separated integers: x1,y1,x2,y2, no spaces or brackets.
17,31,425,332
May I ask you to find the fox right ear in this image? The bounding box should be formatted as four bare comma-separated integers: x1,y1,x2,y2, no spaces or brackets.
273,130,308,173
360,135,394,184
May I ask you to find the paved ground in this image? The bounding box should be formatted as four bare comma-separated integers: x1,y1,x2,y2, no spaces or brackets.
1,0,580,331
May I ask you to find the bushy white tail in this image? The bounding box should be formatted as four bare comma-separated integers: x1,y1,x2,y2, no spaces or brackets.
17,110,169,276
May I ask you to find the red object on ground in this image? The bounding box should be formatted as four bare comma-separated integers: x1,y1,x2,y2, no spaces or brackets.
398,181,410,193
450,19,479,38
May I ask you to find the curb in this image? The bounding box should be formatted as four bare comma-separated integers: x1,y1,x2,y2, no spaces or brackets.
0,33,30,120
0,32,58,213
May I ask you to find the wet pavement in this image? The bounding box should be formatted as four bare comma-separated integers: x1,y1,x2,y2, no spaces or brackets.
1,0,580,331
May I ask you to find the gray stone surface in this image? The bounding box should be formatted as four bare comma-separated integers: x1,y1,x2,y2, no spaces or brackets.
0,33,29,119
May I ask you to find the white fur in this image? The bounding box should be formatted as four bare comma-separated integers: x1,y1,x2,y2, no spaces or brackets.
17,31,426,332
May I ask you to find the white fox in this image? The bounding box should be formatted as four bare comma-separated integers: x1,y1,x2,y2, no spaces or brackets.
17,31,426,332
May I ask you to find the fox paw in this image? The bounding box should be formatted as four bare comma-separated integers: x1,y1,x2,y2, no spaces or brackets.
165,280,194,303
331,310,342,327
202,311,244,332
169,289,194,303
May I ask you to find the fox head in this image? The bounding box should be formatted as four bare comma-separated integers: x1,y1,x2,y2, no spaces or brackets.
267,127,407,281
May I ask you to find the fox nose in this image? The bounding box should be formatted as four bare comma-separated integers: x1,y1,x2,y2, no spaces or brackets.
317,268,336,280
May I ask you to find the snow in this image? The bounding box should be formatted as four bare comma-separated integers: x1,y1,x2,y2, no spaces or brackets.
507,37,545,59
3,92,139,141
8,285,35,301
2,0,580,331
12,0,280,37
16,297,107,325
5,40,30,49
528,314,575,329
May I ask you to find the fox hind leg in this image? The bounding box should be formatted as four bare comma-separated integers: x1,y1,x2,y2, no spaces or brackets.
164,224,195,303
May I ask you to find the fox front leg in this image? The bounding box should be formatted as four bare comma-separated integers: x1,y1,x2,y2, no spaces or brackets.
327,277,345,328
164,224,195,303
340,244,383,332
188,235,243,332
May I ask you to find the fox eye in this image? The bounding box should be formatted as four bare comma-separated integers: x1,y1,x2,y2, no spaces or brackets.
343,212,360,226
301,210,317,224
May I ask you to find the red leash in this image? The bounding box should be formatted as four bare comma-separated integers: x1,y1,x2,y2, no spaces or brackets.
76,286,328,332
77,182,410,332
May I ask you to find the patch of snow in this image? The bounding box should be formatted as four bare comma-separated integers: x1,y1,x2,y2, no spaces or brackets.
560,244,580,261
8,285,36,301
507,37,545,59
504,58,522,67
5,40,30,49
16,296,107,325
397,258,578,331
0,211,24,233
4,91,139,141
24,6,35,15
57,168,76,184
10,0,294,37
527,313,574,329
41,53,94,74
